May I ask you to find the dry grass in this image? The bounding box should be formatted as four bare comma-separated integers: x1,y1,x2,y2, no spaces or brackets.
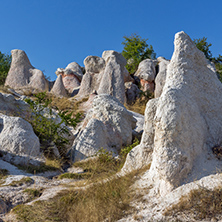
164,186,222,220
13,167,149,222
9,177,33,187
16,159,62,174
125,92,153,115
13,149,150,222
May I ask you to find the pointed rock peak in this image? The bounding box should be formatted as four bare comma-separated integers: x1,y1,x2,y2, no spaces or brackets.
11,49,33,68
50,74,68,97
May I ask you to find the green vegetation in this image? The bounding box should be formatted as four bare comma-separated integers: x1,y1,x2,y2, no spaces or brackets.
122,33,156,74
120,138,139,158
0,51,11,85
25,92,81,157
164,186,222,220
193,37,222,81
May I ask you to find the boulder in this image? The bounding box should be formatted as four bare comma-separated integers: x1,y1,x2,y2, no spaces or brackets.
122,31,222,196
0,114,43,165
154,57,170,98
125,82,140,105
84,56,106,73
5,49,49,92
50,74,68,97
102,50,133,83
70,94,136,162
135,59,156,92
0,92,31,119
102,50,127,67
97,55,126,104
55,62,83,93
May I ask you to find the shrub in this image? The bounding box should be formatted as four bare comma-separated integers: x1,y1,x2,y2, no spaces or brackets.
25,92,81,157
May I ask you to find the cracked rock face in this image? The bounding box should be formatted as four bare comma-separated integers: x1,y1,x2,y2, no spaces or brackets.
122,31,222,196
5,49,49,92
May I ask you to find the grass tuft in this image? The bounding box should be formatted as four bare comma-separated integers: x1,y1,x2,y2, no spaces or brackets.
9,177,33,187
164,186,222,220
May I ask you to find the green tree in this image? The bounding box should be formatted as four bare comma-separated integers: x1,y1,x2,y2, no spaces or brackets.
0,51,11,85
193,37,222,81
193,37,212,60
122,34,156,74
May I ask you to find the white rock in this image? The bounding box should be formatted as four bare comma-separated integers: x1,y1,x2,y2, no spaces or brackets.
135,59,156,82
71,94,136,162
84,56,106,73
50,74,68,97
97,55,126,104
154,57,170,98
122,31,222,196
0,114,43,165
5,49,49,92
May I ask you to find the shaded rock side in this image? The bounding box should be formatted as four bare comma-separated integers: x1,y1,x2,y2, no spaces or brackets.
84,56,106,73
50,74,68,97
154,57,170,98
71,94,136,162
5,49,49,92
97,55,126,104
122,31,222,196
0,114,43,165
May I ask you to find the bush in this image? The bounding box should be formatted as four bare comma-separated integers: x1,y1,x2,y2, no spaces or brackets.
25,92,81,157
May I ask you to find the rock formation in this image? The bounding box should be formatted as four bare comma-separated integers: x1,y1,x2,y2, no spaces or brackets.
122,31,222,196
50,74,68,97
154,57,170,98
135,59,156,92
102,50,133,83
97,55,126,104
70,94,136,162
77,51,129,104
77,56,105,98
5,49,49,93
55,62,83,94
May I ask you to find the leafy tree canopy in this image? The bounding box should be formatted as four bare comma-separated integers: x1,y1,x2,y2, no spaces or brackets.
0,51,11,85
122,34,156,74
193,37,222,81
193,37,212,60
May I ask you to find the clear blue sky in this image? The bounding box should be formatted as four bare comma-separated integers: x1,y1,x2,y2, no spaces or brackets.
1,0,222,80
